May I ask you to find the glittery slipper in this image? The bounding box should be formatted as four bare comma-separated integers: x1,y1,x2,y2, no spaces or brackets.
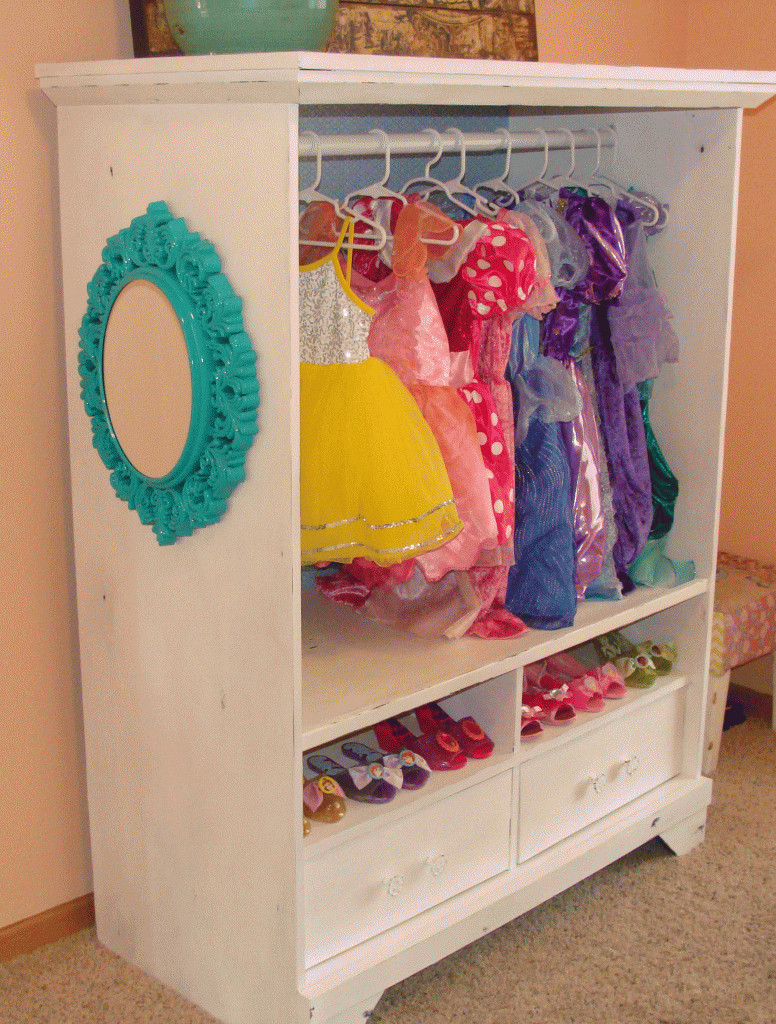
414,702,494,759
306,753,397,804
373,716,467,771
521,704,545,738
303,775,347,823
545,651,627,699
341,740,430,790
524,662,603,714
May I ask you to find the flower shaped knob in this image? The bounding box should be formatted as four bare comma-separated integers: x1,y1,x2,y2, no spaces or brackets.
591,773,606,794
623,755,640,776
428,854,447,877
386,875,404,897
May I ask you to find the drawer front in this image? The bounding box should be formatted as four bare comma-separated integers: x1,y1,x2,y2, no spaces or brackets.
305,772,512,966
518,690,684,862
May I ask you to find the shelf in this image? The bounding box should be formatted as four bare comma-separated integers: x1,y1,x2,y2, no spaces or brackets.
301,575,708,747
35,53,776,109
303,734,514,857
302,671,689,855
518,672,690,762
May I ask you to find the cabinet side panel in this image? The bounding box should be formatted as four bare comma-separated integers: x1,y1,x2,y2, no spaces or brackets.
609,108,741,582
57,102,302,1024
611,109,742,773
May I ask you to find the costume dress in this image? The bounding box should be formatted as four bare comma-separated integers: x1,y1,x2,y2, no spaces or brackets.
430,218,537,556
358,201,502,579
299,219,462,566
505,314,578,629
608,200,679,392
429,215,541,637
316,204,515,638
541,189,652,594
606,199,692,587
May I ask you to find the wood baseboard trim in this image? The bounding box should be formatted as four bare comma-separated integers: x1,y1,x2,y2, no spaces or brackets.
0,893,95,962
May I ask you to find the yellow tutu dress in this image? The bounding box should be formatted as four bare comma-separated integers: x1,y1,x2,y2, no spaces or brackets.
300,219,462,566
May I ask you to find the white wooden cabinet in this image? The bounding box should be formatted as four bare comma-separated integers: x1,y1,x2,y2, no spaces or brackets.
37,53,776,1024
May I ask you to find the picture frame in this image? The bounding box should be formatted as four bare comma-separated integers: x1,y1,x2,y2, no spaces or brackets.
128,0,537,60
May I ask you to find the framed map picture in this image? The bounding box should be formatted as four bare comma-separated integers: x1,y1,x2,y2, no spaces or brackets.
327,0,537,60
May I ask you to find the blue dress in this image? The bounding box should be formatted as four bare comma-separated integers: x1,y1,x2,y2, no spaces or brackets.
505,315,577,629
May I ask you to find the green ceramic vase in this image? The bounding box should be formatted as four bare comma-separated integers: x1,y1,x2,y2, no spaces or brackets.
164,0,338,54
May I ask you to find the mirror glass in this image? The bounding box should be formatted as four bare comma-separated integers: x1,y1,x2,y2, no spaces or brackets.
102,278,193,480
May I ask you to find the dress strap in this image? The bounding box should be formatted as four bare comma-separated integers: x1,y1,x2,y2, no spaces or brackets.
343,218,357,287
336,220,375,316
299,215,352,272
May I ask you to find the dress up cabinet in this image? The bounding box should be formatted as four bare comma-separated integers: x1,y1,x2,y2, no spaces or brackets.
37,54,776,1024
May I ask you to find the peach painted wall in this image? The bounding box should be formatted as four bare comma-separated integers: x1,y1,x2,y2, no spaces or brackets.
536,0,689,68
0,2,133,928
2,0,773,932
685,3,776,565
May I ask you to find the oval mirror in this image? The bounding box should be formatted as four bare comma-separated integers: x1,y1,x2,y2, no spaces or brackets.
79,201,259,544
102,277,193,480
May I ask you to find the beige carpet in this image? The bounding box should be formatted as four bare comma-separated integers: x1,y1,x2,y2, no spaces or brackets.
2,718,774,1024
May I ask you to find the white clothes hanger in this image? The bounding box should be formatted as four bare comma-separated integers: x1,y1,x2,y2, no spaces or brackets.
343,129,459,248
437,127,501,217
546,127,581,192
400,128,484,218
298,130,388,252
343,128,408,209
473,127,523,209
340,128,460,254
515,127,554,197
581,127,615,202
298,130,341,209
588,128,663,229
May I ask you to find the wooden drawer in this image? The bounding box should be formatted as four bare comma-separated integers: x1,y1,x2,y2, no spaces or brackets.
518,690,685,862
305,772,512,966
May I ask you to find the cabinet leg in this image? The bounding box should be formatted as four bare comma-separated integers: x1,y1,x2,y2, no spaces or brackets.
659,809,707,856
312,993,385,1024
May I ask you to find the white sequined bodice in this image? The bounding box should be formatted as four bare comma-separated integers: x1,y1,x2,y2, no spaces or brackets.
299,257,373,365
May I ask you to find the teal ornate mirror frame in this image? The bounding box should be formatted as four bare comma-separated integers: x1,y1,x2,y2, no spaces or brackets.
79,201,259,544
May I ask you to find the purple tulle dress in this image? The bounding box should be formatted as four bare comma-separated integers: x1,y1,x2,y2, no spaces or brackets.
541,190,653,594
608,199,679,391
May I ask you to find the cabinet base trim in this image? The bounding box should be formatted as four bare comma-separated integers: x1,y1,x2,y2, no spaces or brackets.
0,893,95,962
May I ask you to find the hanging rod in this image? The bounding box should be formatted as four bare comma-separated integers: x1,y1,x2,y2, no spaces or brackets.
297,125,615,159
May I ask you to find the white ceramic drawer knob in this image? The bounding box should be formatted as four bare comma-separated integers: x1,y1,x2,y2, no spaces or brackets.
623,755,640,775
590,773,606,794
386,874,404,897
428,854,447,877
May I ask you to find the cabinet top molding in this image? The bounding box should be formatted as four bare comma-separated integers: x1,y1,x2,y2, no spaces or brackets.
36,52,776,109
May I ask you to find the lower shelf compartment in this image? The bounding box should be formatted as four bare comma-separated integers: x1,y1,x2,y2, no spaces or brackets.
304,771,513,967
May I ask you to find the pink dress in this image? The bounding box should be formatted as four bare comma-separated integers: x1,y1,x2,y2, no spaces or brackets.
428,217,543,637
431,218,537,559
359,270,501,579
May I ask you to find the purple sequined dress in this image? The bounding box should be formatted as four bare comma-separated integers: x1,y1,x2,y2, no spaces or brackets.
541,190,653,593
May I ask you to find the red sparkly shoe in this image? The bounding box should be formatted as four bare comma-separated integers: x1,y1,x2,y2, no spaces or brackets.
521,704,545,739
525,661,605,713
414,702,494,759
373,716,468,771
